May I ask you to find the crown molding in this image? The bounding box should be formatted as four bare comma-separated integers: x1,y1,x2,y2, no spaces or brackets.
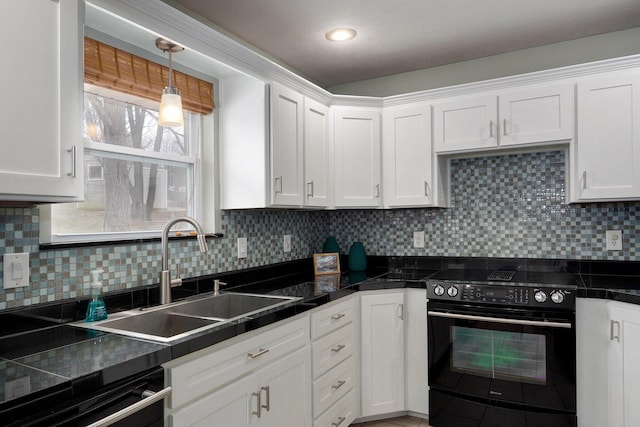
90,0,640,110
382,55,640,107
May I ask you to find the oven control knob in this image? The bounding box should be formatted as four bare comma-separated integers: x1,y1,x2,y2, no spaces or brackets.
447,286,458,297
534,290,547,303
434,285,445,296
551,291,564,304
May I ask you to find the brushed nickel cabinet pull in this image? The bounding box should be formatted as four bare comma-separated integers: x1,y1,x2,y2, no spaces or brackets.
375,184,380,198
261,386,270,411
252,390,262,418
489,120,494,138
503,118,508,136
424,180,429,196
331,380,346,390
331,344,346,353
332,416,346,426
274,176,283,194
248,348,270,359
331,313,345,321
611,320,620,342
582,171,587,190
67,145,77,177
307,181,314,197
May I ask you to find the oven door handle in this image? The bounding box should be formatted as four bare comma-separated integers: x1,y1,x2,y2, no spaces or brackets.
85,386,172,427
428,310,572,329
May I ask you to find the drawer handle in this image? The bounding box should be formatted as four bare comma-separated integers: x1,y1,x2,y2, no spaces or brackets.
331,313,346,321
332,416,346,426
331,344,346,353
611,320,621,342
331,380,346,390
248,348,270,359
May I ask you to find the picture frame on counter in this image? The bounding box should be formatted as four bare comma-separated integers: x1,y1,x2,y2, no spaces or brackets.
313,253,340,275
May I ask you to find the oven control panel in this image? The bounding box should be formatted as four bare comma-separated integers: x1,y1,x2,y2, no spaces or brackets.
426,281,575,309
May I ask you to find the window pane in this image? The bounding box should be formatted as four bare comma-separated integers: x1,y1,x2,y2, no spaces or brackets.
84,92,190,156
51,153,191,235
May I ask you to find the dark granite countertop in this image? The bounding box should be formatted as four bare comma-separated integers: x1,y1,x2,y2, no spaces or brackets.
1,255,640,424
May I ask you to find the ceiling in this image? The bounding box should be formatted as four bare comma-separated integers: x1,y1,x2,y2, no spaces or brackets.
167,0,640,89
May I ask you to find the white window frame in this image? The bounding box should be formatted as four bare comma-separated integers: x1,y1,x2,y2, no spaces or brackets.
39,92,219,245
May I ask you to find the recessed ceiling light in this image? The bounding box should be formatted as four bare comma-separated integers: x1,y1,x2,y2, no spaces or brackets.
325,28,357,42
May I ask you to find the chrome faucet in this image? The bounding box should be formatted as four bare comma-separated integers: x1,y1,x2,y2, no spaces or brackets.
160,216,209,305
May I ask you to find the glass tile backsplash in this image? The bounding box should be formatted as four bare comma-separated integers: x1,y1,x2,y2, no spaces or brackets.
1,150,638,310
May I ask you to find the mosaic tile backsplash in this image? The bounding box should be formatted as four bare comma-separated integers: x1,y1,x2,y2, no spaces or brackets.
0,150,639,311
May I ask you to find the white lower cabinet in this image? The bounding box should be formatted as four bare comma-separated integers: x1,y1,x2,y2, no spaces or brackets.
311,298,358,427
577,298,640,427
360,291,406,416
165,316,311,427
405,289,428,416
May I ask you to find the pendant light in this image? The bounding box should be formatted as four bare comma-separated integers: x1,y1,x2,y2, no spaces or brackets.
156,38,184,127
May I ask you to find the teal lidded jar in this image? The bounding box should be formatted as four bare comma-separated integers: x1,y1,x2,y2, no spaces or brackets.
348,242,367,272
322,236,340,254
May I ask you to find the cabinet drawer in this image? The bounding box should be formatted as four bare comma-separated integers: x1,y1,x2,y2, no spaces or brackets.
313,356,355,418
167,316,309,409
313,388,356,427
311,297,355,340
312,324,354,377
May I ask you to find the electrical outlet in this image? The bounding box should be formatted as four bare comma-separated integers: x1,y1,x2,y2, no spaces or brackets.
413,231,425,248
283,234,292,253
3,253,30,289
606,230,623,251
237,237,248,258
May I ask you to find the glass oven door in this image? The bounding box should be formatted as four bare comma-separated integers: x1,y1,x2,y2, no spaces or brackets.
427,301,576,413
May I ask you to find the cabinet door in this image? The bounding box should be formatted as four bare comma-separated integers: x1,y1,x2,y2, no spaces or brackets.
270,83,304,206
576,298,610,427
609,302,640,427
168,374,255,427
499,84,574,147
0,0,83,201
360,292,405,416
259,347,312,427
576,74,640,201
405,289,428,416
304,98,332,207
383,105,433,207
333,108,381,207
433,95,497,153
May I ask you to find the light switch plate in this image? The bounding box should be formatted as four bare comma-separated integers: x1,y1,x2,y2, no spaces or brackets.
237,237,248,258
413,231,425,248
3,253,30,289
283,234,292,253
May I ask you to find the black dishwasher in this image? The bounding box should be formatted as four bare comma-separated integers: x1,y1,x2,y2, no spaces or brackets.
5,366,168,427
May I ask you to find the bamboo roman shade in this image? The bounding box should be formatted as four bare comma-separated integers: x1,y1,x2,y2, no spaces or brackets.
84,37,215,115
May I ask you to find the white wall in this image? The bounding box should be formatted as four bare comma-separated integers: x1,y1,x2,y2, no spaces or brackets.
328,27,640,97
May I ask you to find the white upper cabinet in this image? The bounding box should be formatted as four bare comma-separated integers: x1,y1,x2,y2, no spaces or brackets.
433,84,574,154
303,98,332,208
382,104,433,208
573,73,640,201
0,0,84,201
333,108,382,208
433,95,497,153
271,83,305,206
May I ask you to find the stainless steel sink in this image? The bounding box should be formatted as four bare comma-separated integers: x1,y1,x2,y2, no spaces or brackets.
73,292,301,342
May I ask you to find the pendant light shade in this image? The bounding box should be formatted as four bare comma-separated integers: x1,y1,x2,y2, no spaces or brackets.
156,38,184,127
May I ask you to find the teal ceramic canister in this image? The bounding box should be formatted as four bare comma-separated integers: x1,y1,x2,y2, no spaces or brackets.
322,236,340,254
348,242,367,272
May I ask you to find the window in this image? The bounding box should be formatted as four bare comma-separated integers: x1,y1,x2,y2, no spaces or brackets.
47,88,202,243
